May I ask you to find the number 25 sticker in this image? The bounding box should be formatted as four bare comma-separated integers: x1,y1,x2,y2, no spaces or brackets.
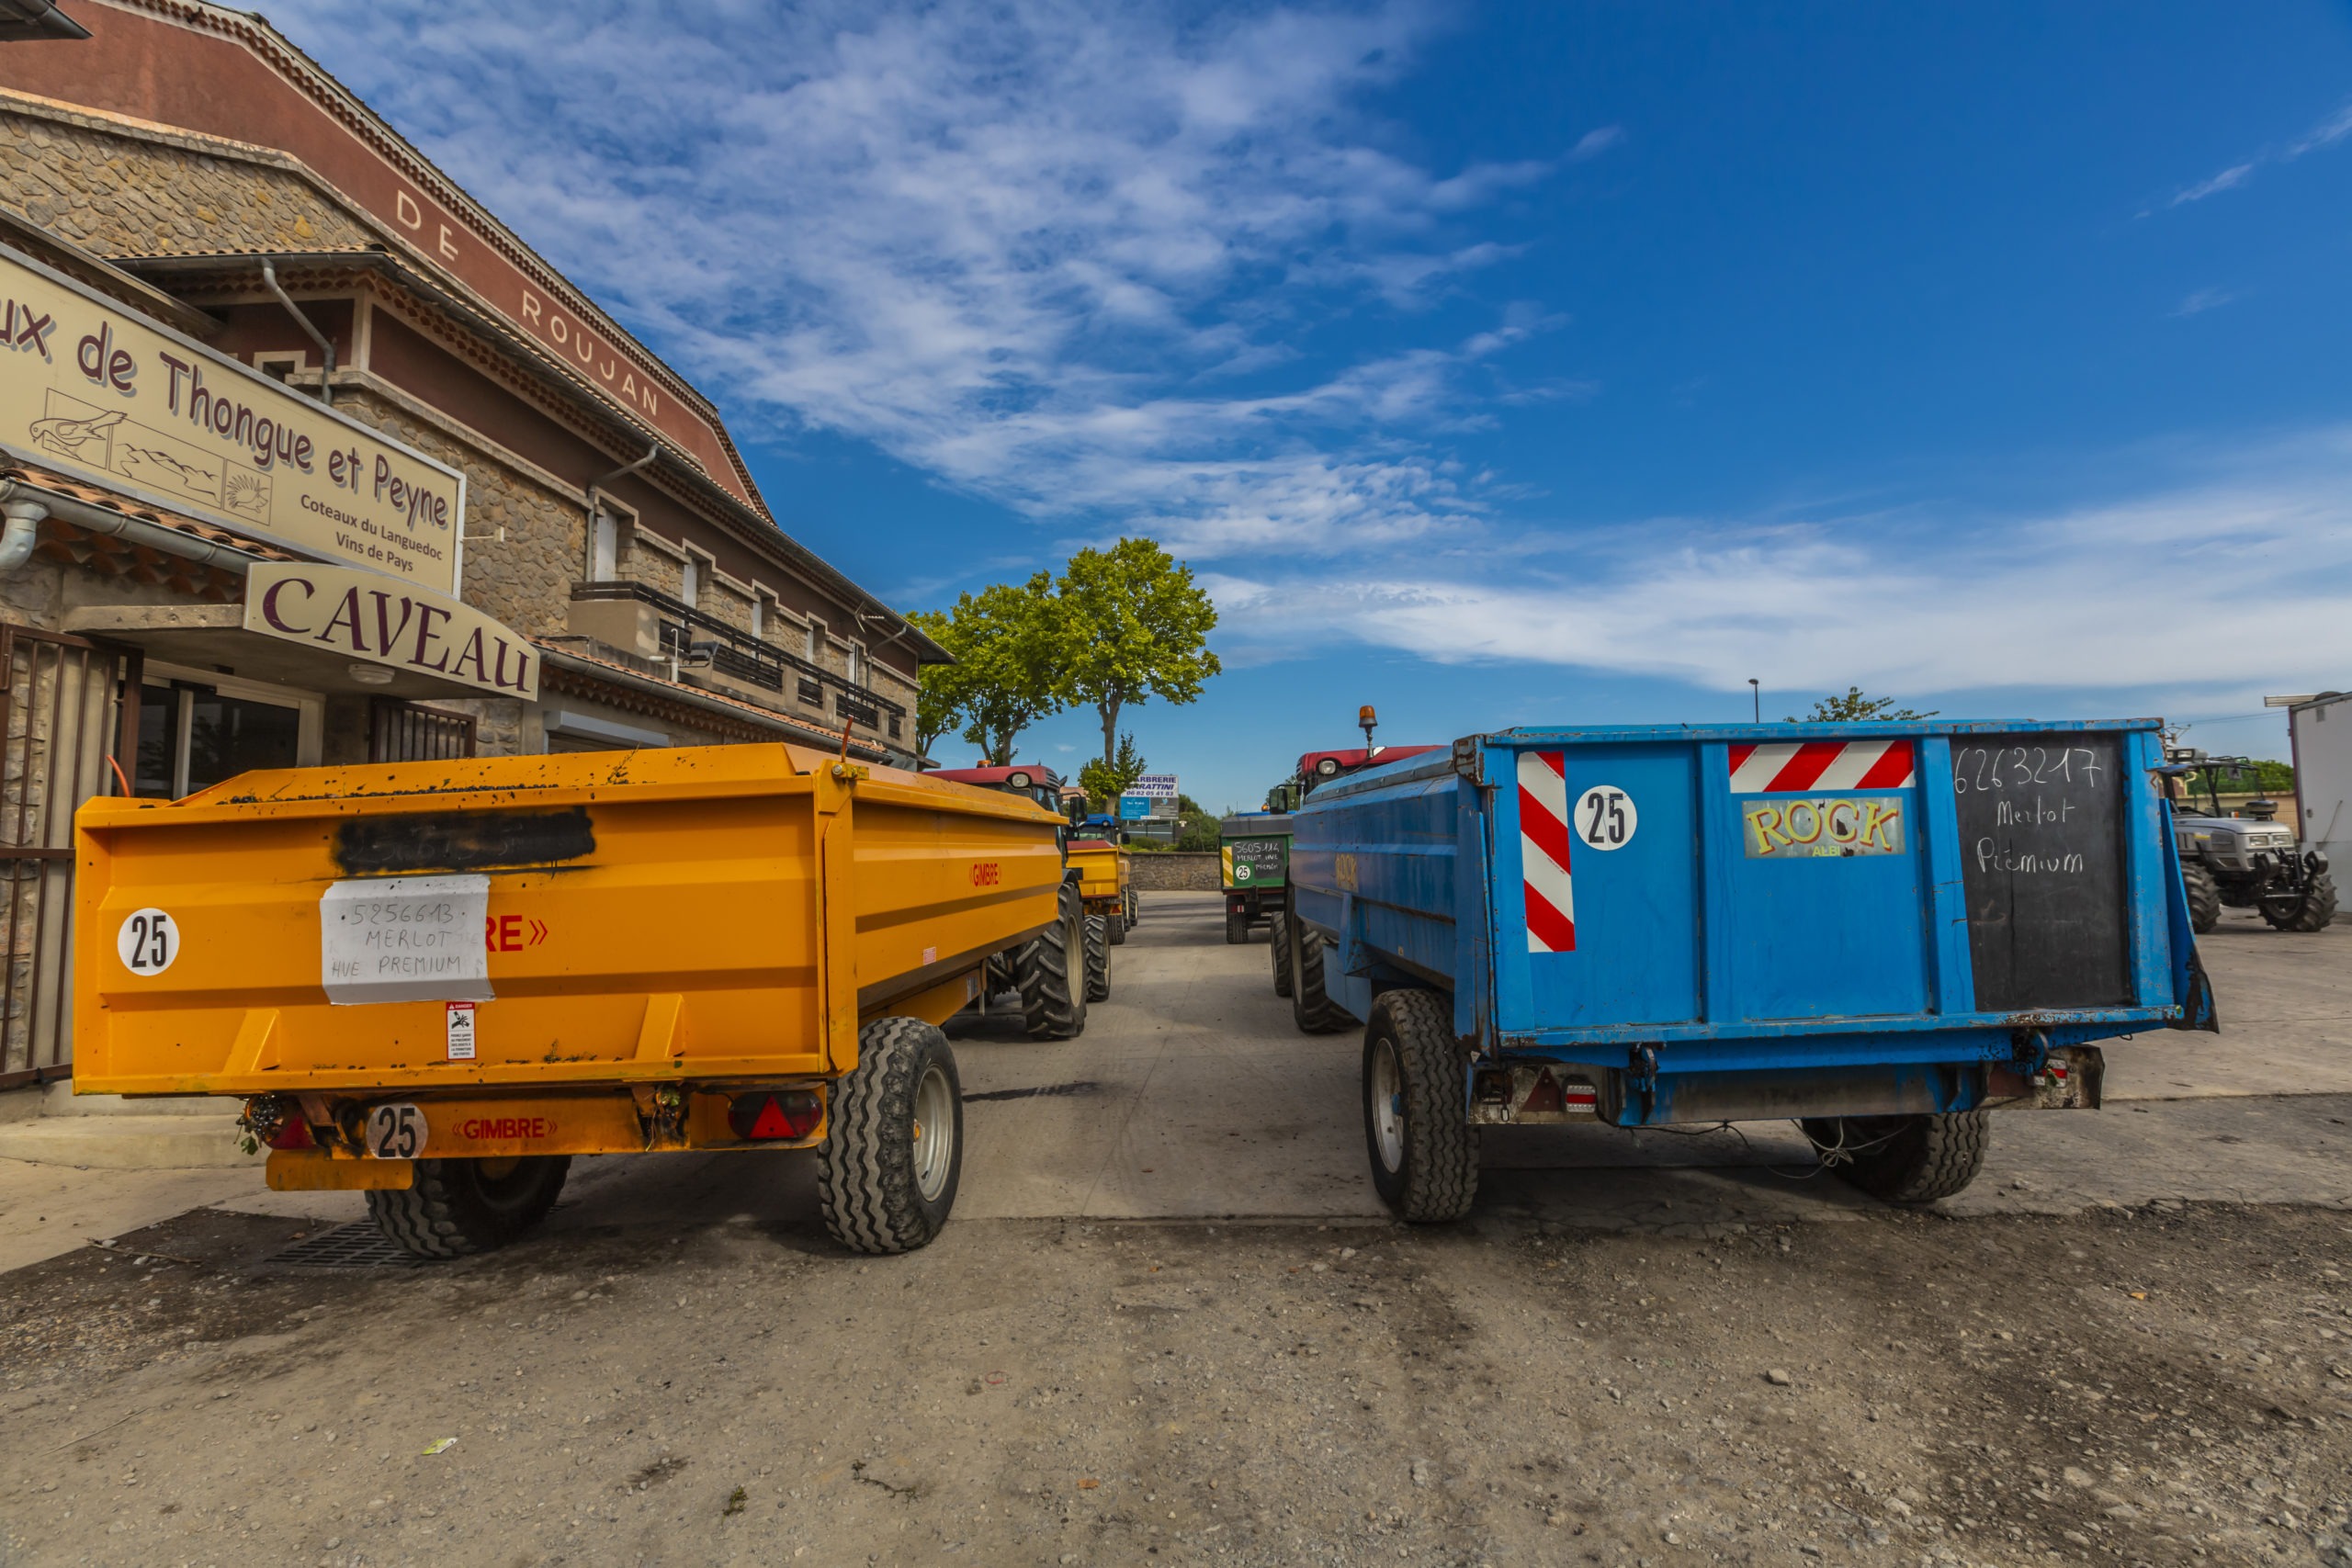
1575,785,1637,851
118,908,179,976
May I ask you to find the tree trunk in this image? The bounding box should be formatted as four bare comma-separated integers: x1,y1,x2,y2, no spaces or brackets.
1099,699,1121,767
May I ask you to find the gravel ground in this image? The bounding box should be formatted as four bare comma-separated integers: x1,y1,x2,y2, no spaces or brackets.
3,1198,2347,1568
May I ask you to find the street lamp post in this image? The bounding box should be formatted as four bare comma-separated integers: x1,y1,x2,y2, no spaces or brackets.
1748,679,1759,723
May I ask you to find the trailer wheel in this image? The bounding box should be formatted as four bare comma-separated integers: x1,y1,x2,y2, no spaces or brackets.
1271,910,1294,998
1015,894,1088,1040
1289,920,1357,1034
1125,887,1139,927
1800,1111,1988,1204
1084,913,1112,1002
1226,908,1249,944
2257,869,2335,931
819,1016,962,1255
366,1155,571,1259
2181,862,2222,934
1107,907,1127,946
1363,988,1478,1222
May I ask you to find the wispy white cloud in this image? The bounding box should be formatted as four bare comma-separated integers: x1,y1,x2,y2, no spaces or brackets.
2169,163,2254,207
2170,287,2238,318
2165,99,2352,208
1203,429,2352,701
269,0,1558,575
1567,124,1624,162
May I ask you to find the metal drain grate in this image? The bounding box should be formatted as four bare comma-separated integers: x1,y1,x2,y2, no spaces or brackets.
263,1223,421,1269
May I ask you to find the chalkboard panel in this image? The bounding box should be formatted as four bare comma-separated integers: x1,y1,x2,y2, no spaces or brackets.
1951,734,2131,1011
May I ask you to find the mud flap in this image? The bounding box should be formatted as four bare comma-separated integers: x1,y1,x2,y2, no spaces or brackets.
2158,801,2221,1032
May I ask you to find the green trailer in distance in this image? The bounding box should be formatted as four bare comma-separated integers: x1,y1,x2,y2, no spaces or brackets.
1220,812,1292,947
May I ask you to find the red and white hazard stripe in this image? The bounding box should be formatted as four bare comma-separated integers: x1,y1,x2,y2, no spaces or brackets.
1727,739,1915,794
1517,750,1575,953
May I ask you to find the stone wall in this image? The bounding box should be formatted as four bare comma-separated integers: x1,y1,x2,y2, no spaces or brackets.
0,101,377,256
330,389,583,640
1128,852,1225,892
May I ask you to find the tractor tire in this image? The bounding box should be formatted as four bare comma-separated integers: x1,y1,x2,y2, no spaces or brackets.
1290,920,1357,1035
1015,895,1088,1041
1084,913,1112,1002
2258,870,2336,932
1363,988,1478,1222
1125,887,1140,927
366,1155,570,1259
2181,862,2222,934
1226,908,1249,944
1800,1111,1988,1204
818,1016,962,1255
1271,910,1294,998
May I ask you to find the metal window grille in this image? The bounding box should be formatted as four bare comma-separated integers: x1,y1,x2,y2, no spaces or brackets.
369,700,478,764
2,626,140,1084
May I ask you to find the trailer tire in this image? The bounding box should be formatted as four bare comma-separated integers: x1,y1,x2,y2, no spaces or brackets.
1226,908,1249,944
1363,988,1478,1223
1800,1111,1988,1204
2180,862,2222,934
1107,908,1127,945
1016,894,1087,1040
366,1155,570,1259
1084,913,1112,1002
2257,869,2335,932
819,1016,962,1255
1290,920,1357,1034
1271,910,1294,998
1125,887,1139,927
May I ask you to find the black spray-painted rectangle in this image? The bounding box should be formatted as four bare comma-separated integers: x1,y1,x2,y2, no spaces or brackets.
334,807,595,876
1950,735,2130,1012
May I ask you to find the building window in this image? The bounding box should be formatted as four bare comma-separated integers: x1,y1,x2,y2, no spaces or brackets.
134,676,313,797
682,548,711,610
253,352,303,384
847,640,865,687
806,617,825,665
591,509,621,581
752,589,775,641
369,700,477,763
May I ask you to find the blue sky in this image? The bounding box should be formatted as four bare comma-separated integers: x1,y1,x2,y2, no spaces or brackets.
279,1,2352,811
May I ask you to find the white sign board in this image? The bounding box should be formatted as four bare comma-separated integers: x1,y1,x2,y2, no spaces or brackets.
1129,773,1179,799
321,874,494,1006
1,243,467,593
246,563,538,699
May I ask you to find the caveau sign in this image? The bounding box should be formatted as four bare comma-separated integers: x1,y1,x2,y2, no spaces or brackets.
244,563,538,699
0,244,467,595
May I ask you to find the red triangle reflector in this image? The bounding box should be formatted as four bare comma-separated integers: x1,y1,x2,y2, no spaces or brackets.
748,1096,793,1140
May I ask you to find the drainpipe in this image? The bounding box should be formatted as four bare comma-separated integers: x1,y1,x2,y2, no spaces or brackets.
0,478,263,573
260,258,335,407
0,497,47,573
583,444,660,580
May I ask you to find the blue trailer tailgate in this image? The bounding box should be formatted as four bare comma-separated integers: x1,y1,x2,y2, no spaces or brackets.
1482,721,2188,1051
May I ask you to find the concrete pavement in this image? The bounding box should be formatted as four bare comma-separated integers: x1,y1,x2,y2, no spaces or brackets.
3,889,2346,1274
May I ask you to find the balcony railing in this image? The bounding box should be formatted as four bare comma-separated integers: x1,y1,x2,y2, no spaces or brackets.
571,581,907,734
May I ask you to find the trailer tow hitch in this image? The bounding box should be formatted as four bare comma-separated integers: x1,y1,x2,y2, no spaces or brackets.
1627,1043,1661,1123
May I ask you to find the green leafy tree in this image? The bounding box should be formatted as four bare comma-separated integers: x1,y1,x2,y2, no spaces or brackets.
1056,537,1222,768
907,608,968,758
913,573,1068,764
1078,732,1148,810
1788,686,1939,723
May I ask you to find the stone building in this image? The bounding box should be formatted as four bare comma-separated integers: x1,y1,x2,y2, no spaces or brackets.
0,0,948,1084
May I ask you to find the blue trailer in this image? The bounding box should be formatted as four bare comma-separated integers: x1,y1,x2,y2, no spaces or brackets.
1282,720,2216,1219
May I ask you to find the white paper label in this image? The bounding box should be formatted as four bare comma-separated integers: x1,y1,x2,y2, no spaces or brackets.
321,874,494,1006
446,1001,477,1060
